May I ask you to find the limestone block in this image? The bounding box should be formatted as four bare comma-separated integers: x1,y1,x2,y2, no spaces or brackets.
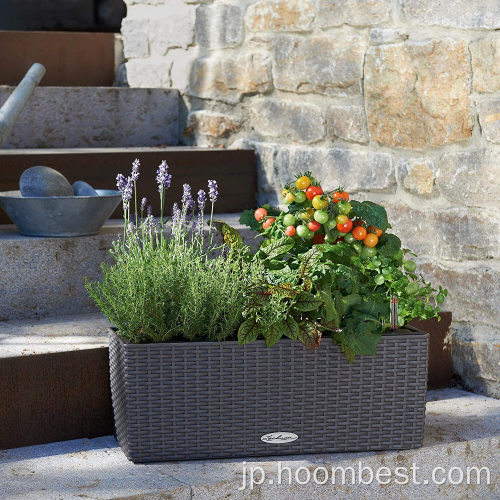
189,53,272,103
245,0,315,32
436,149,500,207
273,35,367,95
251,99,324,143
478,99,500,144
364,40,472,149
318,0,392,28
196,3,243,49
470,38,500,93
401,0,500,29
326,105,369,144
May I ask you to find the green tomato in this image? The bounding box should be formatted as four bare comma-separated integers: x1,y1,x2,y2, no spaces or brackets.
294,191,306,203
327,219,338,229
374,275,385,285
362,246,377,258
324,233,336,243
314,210,329,224
352,243,363,255
404,260,417,272
337,201,352,215
296,225,311,239
304,230,315,240
405,282,419,295
394,249,403,261
344,232,356,244
436,293,445,304
283,214,296,226
262,203,271,211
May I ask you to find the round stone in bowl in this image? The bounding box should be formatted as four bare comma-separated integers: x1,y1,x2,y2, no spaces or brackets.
20,166,73,197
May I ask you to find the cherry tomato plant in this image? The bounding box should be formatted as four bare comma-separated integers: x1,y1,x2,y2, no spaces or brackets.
237,172,447,361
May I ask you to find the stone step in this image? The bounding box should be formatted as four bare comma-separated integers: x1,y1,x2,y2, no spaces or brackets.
0,313,113,450
0,31,123,87
0,87,179,149
0,147,256,223
0,388,497,499
0,214,255,321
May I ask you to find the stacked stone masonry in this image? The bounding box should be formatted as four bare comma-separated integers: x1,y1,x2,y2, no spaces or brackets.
121,0,500,398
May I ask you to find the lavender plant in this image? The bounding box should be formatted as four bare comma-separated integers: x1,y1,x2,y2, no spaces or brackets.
86,160,261,344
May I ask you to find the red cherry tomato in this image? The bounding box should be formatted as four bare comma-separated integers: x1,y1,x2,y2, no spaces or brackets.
285,225,296,237
262,217,275,229
332,191,349,203
337,218,353,233
306,185,323,200
254,208,268,222
307,220,321,232
312,233,325,245
353,219,366,227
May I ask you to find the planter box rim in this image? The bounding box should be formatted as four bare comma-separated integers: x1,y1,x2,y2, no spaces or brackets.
109,325,427,348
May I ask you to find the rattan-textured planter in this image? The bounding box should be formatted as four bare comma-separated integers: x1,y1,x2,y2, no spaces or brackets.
109,328,428,463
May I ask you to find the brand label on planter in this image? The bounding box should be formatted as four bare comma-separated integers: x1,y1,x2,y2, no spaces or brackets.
261,432,298,444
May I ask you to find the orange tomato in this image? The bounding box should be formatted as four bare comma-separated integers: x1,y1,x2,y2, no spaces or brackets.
262,217,275,229
352,226,367,240
368,226,383,238
363,233,379,247
254,208,268,222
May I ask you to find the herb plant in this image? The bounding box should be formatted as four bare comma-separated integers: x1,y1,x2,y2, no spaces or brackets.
86,160,261,344
239,172,447,361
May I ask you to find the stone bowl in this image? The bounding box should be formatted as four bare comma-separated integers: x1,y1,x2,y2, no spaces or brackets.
0,190,122,237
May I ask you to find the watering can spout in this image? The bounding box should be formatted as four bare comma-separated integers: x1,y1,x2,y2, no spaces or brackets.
0,63,46,147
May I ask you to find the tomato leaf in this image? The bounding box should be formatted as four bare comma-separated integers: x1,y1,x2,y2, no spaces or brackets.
332,317,382,362
239,210,260,231
294,291,323,311
377,233,401,257
238,316,261,344
350,201,390,231
297,321,322,350
320,290,339,326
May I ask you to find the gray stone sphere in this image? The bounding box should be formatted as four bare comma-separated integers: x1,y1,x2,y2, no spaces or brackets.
20,166,73,197
72,180,98,197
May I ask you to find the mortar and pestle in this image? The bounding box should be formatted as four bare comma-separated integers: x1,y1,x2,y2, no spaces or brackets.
0,166,121,237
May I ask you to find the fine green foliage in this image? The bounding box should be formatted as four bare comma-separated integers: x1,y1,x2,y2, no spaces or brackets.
86,162,262,344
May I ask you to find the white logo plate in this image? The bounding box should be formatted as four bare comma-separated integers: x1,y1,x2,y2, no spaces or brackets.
261,432,298,444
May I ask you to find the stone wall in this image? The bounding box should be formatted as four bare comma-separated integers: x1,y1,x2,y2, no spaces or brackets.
121,0,500,397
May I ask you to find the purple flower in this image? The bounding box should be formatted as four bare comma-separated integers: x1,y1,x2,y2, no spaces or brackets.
140,197,147,212
171,202,181,231
121,177,133,209
182,184,192,205
208,180,218,203
131,159,140,182
126,221,135,234
156,160,172,192
147,204,152,216
144,214,155,232
197,189,207,211
116,173,127,193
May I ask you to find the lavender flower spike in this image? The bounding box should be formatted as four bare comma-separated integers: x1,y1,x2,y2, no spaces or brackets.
197,189,207,210
116,173,127,193
208,180,218,203
121,177,133,209
182,183,192,205
131,159,140,181
147,204,152,216
140,197,147,212
156,160,172,192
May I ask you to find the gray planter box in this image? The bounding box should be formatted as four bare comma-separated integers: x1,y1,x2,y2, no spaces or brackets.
109,328,428,463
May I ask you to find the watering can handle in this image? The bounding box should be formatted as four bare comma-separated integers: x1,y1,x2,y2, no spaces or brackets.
0,63,46,147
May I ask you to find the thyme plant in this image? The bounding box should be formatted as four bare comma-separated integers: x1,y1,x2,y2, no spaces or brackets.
86,160,261,343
